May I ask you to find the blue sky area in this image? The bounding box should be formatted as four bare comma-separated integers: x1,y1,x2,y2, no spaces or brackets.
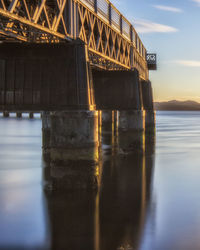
111,0,200,102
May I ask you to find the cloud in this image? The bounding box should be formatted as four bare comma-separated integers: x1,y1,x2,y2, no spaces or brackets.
134,19,178,34
153,5,183,13
191,0,200,6
174,60,200,67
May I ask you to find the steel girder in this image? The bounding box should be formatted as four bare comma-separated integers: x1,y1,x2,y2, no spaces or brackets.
0,0,148,78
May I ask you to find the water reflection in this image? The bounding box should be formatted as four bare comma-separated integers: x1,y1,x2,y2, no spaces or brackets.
0,186,51,249
98,113,155,250
0,116,51,249
45,189,97,250
0,114,155,250
43,113,155,250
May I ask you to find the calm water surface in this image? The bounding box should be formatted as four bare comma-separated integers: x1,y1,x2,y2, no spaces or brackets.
1,111,200,250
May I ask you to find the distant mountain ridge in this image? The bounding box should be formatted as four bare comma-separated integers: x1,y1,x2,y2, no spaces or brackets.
154,100,200,111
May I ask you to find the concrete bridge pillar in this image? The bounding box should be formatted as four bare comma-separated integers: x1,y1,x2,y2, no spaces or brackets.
141,80,155,132
92,69,145,153
92,69,142,111
45,110,100,190
118,110,144,153
38,41,100,189
3,111,9,117
99,110,118,149
42,111,51,160
29,112,34,119
16,112,22,118
101,110,118,132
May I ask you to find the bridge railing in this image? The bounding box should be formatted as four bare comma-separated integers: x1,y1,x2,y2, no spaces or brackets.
79,0,146,59
78,0,148,79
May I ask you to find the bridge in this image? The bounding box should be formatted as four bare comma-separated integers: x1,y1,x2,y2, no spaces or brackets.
0,0,156,190
0,0,148,76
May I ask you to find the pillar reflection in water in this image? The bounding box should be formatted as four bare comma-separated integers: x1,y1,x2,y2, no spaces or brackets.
44,189,97,250
43,110,155,250
98,111,155,250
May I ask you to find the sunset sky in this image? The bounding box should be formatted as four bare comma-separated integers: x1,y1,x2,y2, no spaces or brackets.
111,0,200,102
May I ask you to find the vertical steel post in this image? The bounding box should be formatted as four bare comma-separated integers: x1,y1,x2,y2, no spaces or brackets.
109,3,112,25
130,25,133,68
69,0,79,39
130,46,133,68
63,0,68,33
130,25,133,42
94,0,97,13
69,0,73,37
120,15,122,34
75,0,79,38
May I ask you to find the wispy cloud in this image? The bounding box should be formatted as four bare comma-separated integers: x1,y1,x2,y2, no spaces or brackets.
174,60,200,67
134,19,178,34
191,0,200,6
153,5,183,13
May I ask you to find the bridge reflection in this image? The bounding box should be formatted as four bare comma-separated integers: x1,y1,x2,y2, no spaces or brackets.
44,116,155,250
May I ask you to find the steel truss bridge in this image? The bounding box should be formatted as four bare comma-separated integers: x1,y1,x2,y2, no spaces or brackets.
0,0,148,79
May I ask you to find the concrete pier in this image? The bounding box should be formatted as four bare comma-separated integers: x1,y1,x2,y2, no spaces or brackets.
92,69,142,110
16,112,22,118
44,110,100,190
118,110,145,153
100,110,118,151
42,111,51,160
3,111,9,117
102,110,113,124
145,111,155,131
29,112,34,119
118,110,144,131
101,110,116,131
141,80,155,131
92,69,145,154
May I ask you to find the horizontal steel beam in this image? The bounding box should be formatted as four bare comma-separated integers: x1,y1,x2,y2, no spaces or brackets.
0,8,72,41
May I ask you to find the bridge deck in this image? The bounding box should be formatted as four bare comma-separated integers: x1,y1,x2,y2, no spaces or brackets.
0,0,148,79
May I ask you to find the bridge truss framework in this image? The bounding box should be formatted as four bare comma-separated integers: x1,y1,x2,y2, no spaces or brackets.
0,0,148,79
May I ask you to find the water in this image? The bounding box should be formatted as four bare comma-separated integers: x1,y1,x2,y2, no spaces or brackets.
0,111,200,250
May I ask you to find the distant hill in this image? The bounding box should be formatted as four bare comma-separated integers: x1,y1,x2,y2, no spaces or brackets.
154,100,200,111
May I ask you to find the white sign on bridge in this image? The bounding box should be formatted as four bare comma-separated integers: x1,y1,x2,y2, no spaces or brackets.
146,53,157,70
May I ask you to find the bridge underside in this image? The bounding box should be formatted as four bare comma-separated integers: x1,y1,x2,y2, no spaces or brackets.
0,42,94,111
0,42,152,112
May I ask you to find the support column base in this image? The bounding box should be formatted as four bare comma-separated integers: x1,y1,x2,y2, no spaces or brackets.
29,112,34,119
118,110,145,154
48,110,100,190
145,111,155,132
3,111,9,117
16,112,22,118
42,112,51,161
118,110,144,131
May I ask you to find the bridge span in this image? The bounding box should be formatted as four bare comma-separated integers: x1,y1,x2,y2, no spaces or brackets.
0,0,156,190
0,0,148,78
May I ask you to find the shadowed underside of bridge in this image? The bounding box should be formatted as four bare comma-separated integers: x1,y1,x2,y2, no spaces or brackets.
0,42,153,112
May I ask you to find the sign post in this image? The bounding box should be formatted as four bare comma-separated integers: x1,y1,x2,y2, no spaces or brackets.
146,53,157,70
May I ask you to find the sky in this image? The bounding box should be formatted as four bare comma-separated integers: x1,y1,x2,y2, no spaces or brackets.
111,0,200,102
